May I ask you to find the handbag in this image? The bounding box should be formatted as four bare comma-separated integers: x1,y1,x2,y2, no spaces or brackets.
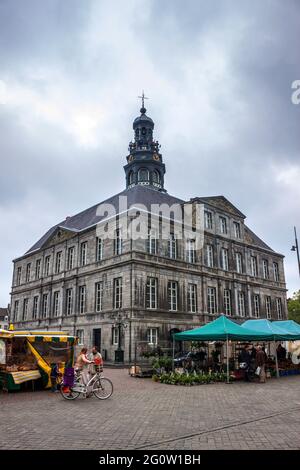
255,366,261,376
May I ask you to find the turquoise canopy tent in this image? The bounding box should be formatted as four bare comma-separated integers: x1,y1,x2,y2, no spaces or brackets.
241,319,300,378
173,315,274,383
273,320,300,337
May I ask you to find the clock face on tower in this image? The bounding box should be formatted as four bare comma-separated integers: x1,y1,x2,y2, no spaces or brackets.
153,153,159,161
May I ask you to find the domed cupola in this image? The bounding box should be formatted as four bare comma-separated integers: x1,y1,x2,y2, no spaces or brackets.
124,93,166,192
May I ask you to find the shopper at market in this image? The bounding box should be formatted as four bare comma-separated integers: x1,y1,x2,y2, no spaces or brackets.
88,346,103,375
75,347,93,385
239,344,252,381
277,343,287,361
255,345,266,383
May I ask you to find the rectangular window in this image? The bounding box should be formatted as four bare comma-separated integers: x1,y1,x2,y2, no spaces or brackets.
95,282,103,312
236,252,243,274
79,286,86,314
96,237,103,262
67,247,75,270
250,256,258,277
53,291,60,317
147,228,158,255
113,278,123,309
80,242,87,266
168,281,178,311
168,233,177,259
22,299,28,321
220,216,227,234
114,229,122,255
253,294,260,318
14,300,19,321
76,329,84,345
112,327,119,346
16,267,22,286
273,262,280,282
147,328,158,345
25,263,31,283
44,255,51,276
42,293,48,318
55,251,62,274
35,259,41,280
276,298,283,319
187,283,197,313
66,288,73,316
224,289,232,316
221,248,229,271
238,292,246,317
207,287,217,314
266,296,272,319
206,245,214,268
186,239,196,263
233,222,241,239
33,296,39,320
146,277,158,309
204,211,213,229
263,260,269,279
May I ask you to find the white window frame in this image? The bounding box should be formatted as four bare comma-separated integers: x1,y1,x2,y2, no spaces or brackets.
221,248,229,271
16,267,22,286
113,327,119,346
22,299,28,321
207,287,217,314
66,288,73,316
146,277,158,309
33,296,39,320
55,251,62,274
42,293,48,318
95,281,103,312
67,247,75,270
147,328,158,346
168,281,178,311
25,263,31,283
206,245,214,268
79,286,86,314
76,329,84,346
44,255,51,276
224,289,232,316
238,292,246,317
263,260,269,279
220,216,227,234
114,229,123,256
187,283,197,313
80,242,87,266
276,298,283,319
236,252,243,274
204,211,213,230
233,222,241,239
253,294,260,318
273,262,280,282
14,300,19,321
113,278,123,309
250,256,258,277
147,228,158,255
96,237,103,262
35,259,41,280
53,291,60,317
186,239,196,263
168,233,177,259
266,296,272,320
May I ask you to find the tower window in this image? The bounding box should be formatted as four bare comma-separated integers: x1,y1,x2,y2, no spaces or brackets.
129,171,134,185
152,170,161,184
138,168,149,182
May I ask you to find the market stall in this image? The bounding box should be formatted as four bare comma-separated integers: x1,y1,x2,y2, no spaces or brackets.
0,330,77,392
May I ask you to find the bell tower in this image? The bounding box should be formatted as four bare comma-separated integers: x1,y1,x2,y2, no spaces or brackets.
124,93,166,192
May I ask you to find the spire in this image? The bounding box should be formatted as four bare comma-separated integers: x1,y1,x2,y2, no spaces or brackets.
123,97,166,192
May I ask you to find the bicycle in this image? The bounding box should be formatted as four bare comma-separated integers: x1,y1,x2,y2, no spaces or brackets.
60,369,113,401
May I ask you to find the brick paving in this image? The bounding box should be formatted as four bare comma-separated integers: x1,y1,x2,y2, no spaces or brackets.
1,369,300,450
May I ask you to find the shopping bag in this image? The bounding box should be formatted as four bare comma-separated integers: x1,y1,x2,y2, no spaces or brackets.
255,366,261,376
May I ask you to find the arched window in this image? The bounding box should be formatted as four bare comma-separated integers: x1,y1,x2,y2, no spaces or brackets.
128,171,134,185
152,170,161,184
138,168,149,182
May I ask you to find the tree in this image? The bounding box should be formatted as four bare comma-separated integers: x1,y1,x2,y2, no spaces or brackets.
287,290,300,324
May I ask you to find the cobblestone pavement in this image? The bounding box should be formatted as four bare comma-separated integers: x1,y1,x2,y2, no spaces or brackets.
1,369,300,450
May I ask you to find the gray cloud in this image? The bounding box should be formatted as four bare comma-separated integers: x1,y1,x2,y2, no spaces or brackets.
0,0,299,306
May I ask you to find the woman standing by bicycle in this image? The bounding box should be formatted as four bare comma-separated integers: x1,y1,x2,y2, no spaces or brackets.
75,347,93,385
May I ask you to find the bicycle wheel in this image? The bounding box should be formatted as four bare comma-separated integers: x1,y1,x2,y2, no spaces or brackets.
92,377,113,400
60,385,80,400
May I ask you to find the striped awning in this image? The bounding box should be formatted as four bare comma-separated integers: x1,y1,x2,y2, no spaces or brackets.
10,370,41,385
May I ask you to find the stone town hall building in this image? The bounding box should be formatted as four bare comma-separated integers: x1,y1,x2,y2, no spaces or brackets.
10,101,287,362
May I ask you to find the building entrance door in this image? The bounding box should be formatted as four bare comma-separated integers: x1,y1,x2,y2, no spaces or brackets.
93,328,101,351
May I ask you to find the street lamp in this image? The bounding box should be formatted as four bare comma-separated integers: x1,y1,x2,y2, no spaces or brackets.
113,312,128,363
291,226,300,279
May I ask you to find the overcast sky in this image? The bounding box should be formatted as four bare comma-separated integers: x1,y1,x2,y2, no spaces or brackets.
0,0,299,307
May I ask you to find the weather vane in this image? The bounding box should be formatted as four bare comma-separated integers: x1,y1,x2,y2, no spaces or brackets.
138,90,149,110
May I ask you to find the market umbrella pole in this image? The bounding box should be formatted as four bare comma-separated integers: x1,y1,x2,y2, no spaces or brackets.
172,335,175,371
226,337,229,384
275,342,279,378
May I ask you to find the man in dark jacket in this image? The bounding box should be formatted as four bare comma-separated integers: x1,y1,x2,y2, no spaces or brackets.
240,345,252,382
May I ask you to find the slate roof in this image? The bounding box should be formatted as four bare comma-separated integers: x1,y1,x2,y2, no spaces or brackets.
24,185,276,257
25,185,184,254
